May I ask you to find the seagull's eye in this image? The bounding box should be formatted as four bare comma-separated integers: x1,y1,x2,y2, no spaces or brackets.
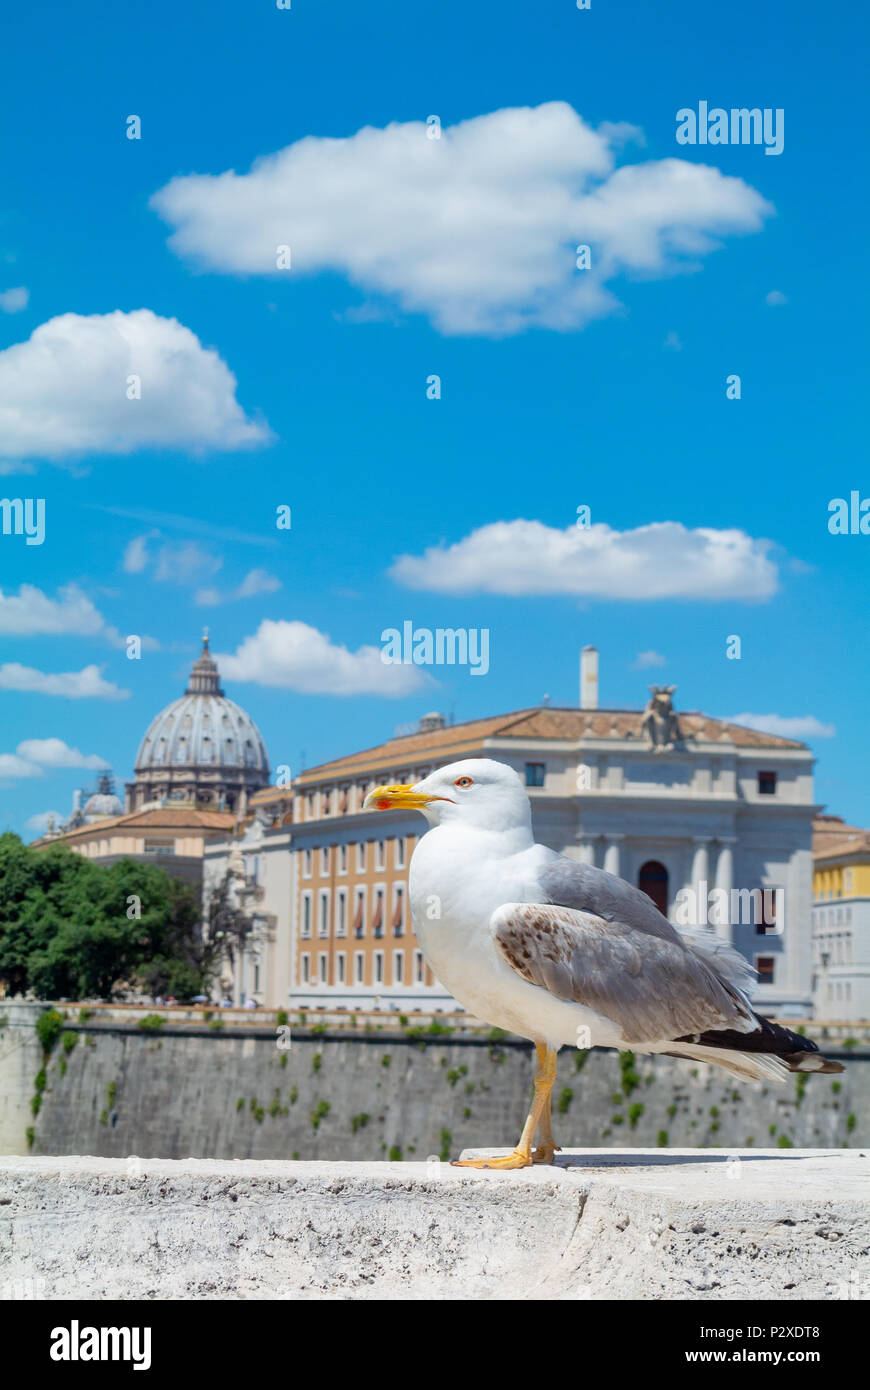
454,776,473,788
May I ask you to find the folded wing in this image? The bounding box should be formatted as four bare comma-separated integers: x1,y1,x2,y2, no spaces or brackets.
491,901,757,1045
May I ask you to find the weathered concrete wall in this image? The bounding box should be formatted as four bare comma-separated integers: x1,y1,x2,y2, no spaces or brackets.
2,1151,868,1300
3,1000,864,1160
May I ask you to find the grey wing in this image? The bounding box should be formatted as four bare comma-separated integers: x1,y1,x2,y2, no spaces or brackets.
491,902,755,1045
536,849,680,943
536,848,757,996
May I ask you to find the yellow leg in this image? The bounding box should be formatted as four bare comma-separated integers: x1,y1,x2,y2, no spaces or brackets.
532,1043,562,1164
451,1044,559,1170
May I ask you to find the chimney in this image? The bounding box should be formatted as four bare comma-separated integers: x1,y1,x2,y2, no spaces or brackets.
580,645,599,710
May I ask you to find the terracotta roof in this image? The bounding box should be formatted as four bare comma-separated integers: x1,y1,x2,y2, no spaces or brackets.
813,815,870,861
37,807,236,844
296,706,807,784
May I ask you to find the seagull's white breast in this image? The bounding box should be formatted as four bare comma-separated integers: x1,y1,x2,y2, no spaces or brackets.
408,825,623,1049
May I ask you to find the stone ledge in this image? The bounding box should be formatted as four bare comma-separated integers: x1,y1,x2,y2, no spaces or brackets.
1,1150,868,1300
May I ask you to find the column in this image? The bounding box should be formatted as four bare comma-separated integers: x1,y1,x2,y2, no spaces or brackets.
575,836,596,866
714,839,734,943
603,835,623,878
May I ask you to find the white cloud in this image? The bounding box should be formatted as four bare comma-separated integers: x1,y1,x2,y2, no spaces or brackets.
725,713,835,740
0,309,272,464
391,519,779,601
664,330,683,350
26,809,65,832
195,568,281,606
633,650,666,669
217,619,430,695
0,460,36,475
151,102,772,337
0,753,42,778
0,286,28,314
765,290,788,306
0,583,114,638
153,541,222,585
123,531,158,574
16,738,109,769
0,663,129,699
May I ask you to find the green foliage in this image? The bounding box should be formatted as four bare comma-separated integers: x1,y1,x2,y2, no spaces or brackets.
208,1018,224,1030
831,1080,842,1095
667,1104,677,1118
78,1008,93,1023
351,1113,370,1133
795,1073,808,1106
381,1054,391,1068
236,1098,245,1111
99,1109,108,1126
462,1107,471,1119
58,1057,67,1078
276,1010,288,1026
279,1052,288,1069
488,1027,507,1042
61,1031,77,1055
106,1081,116,1107
312,1052,322,1072
846,1113,856,1133
628,1102,644,1129
25,1126,35,1150
777,1134,793,1148
33,1068,47,1093
611,1114,624,1125
35,1009,64,1055
137,1014,166,1032
657,1130,668,1147
618,1051,641,1096
0,834,207,999
309,1100,330,1130
557,1087,573,1115
388,1145,402,1161
289,1086,298,1104
574,1049,588,1072
439,1128,452,1161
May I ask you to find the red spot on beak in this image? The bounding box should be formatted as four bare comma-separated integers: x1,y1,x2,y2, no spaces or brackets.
376,798,391,810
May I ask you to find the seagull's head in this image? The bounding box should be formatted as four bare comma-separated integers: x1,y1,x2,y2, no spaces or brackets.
363,758,532,832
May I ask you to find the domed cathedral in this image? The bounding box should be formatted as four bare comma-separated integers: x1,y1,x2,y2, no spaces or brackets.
125,632,270,815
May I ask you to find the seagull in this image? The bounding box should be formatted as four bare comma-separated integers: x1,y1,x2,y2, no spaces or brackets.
364,758,843,1169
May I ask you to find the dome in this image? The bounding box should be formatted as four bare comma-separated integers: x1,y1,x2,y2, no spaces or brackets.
82,773,123,820
134,635,269,777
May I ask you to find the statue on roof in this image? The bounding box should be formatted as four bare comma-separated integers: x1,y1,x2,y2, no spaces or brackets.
641,685,679,751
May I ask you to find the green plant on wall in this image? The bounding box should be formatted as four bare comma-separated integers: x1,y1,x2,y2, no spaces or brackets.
310,1100,330,1130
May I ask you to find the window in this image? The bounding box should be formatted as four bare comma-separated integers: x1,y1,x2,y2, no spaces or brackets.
301,893,312,939
414,950,424,983
355,952,365,984
301,953,310,983
303,849,312,878
336,889,347,938
758,771,777,795
336,952,346,984
755,887,781,936
356,842,366,873
320,846,330,876
375,840,386,871
374,951,384,984
338,845,348,875
638,860,668,916
353,889,365,938
318,953,328,983
307,793,315,819
143,838,175,856
318,890,329,938
395,838,405,869
525,762,546,788
755,955,775,985
393,951,404,984
392,886,405,937
372,888,384,938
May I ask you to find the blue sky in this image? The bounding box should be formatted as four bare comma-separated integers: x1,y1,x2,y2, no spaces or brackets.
1,0,867,836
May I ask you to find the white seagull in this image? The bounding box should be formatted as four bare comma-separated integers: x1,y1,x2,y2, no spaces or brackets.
364,757,842,1169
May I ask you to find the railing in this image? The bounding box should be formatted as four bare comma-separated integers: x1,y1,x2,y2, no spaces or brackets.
31,1003,870,1043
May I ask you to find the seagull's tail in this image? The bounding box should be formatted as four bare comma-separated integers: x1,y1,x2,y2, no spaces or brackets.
661,1014,845,1083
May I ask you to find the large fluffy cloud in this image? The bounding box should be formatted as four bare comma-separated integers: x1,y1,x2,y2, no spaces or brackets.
0,309,271,463
390,519,779,601
217,619,429,696
0,664,129,699
152,103,772,335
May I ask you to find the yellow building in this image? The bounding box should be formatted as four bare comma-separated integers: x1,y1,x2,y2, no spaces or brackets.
812,815,870,1020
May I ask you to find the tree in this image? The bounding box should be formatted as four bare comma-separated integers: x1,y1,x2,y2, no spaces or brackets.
0,833,209,1000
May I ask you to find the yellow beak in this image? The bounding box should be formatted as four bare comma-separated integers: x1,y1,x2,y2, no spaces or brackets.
363,783,452,811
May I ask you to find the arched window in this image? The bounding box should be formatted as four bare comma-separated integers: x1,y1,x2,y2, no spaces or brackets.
638,860,669,915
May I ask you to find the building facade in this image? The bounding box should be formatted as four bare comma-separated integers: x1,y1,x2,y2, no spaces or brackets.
811,816,870,1021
